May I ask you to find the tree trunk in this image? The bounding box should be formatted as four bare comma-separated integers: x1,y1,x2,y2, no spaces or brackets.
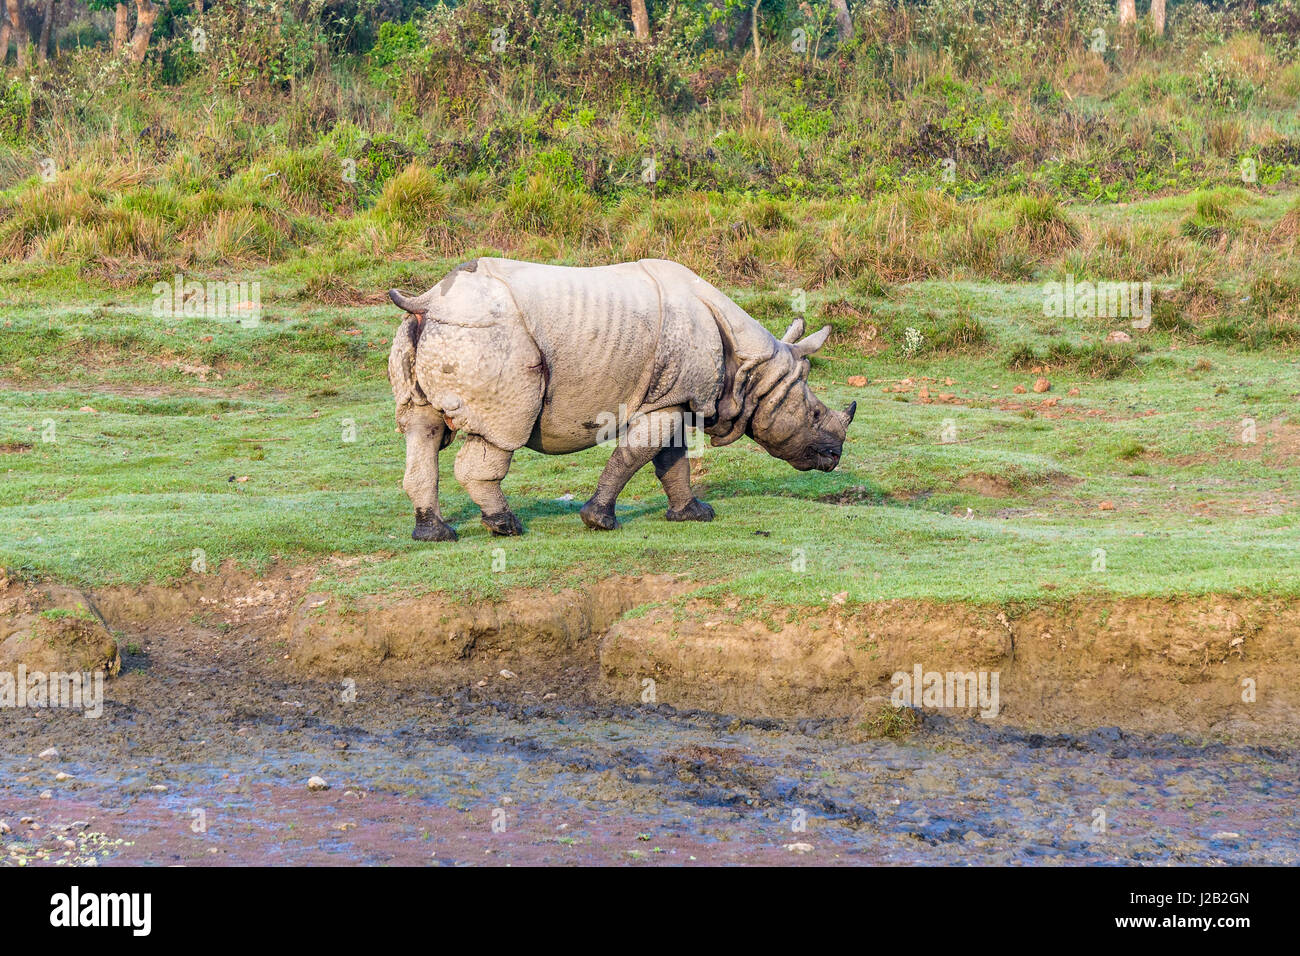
0,4,11,65
129,0,156,65
751,0,762,64
37,0,54,64
10,0,27,68
830,0,852,41
113,3,129,54
1118,0,1136,27
1151,0,1166,36
630,0,650,41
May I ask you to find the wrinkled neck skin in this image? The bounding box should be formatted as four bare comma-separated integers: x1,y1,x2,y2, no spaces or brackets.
704,343,849,472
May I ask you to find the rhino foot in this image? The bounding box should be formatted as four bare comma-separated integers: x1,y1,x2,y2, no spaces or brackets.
413,510,458,542
481,511,524,536
666,498,715,522
580,500,620,531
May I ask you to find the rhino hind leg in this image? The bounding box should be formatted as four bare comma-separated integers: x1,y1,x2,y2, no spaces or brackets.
454,435,524,536
655,444,714,522
404,406,458,542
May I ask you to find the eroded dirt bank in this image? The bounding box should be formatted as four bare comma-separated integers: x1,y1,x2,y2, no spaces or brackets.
2,567,1298,865
6,567,1296,739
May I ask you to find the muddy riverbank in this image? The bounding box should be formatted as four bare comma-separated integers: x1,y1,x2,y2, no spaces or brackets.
2,567,1297,865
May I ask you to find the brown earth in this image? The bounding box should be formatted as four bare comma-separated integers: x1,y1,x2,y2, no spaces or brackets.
4,566,1295,742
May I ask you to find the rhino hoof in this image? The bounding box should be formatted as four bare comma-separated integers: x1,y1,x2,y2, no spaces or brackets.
580,502,620,531
413,514,458,542
482,511,524,536
667,498,714,522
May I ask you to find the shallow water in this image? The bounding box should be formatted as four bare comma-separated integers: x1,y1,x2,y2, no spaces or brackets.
2,663,1296,865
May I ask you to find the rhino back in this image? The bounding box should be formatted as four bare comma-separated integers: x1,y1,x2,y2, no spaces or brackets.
482,258,724,453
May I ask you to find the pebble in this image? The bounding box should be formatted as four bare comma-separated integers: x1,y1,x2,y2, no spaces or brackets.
499,669,517,680
307,775,330,792
54,772,74,782
38,747,59,761
39,790,52,800
0,821,10,835
784,842,814,853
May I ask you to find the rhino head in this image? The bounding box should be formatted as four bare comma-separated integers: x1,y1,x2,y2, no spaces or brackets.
704,312,855,472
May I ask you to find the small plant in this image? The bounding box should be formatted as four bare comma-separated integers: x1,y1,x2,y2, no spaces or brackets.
902,327,925,357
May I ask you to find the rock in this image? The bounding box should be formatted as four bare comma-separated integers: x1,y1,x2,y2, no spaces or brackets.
1106,330,1132,343
78,406,96,414
54,772,74,782
1211,831,1241,840
1099,501,1115,511
499,669,516,679
38,747,59,761
39,790,52,800
1013,385,1027,394
307,775,330,792
784,842,814,853
0,821,10,835
831,592,848,605
846,375,868,387
1033,377,1051,393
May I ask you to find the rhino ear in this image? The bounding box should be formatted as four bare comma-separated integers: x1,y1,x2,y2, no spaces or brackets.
792,325,831,358
780,317,805,343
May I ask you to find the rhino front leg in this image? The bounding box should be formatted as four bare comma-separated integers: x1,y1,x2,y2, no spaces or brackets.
403,405,457,542
455,435,524,536
581,408,683,531
654,444,714,522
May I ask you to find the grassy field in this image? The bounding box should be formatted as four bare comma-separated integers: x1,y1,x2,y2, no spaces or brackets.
2,2,1299,608
2,195,1298,606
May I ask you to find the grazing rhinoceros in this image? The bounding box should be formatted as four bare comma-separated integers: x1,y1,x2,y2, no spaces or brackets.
387,257,855,541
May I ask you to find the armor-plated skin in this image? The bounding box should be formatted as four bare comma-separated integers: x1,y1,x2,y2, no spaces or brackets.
387,257,854,540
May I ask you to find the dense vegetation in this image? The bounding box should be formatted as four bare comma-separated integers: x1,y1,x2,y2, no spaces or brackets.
1,1,1299,330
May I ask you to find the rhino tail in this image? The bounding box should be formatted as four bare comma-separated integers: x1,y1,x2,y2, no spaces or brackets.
388,313,429,431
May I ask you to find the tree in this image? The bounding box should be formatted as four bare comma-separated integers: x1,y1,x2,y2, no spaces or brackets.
1151,0,1165,36
128,0,156,65
6,0,27,68
37,0,54,63
0,2,11,64
830,0,852,41
113,2,128,53
1118,0,1136,27
630,0,649,41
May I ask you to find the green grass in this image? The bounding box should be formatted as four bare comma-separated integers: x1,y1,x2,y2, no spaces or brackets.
3,230,1298,607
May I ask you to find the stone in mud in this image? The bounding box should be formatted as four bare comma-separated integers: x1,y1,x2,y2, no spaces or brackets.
307,775,330,791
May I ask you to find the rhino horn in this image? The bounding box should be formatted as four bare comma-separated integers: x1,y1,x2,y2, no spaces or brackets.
842,401,857,425
780,317,805,343
389,287,433,315
792,325,831,358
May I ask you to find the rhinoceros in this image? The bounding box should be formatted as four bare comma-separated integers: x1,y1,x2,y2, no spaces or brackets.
387,257,854,541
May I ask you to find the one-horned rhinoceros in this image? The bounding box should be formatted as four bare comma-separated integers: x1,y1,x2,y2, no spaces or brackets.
386,257,855,541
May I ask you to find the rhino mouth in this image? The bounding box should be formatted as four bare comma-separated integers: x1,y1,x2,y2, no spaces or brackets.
792,446,841,472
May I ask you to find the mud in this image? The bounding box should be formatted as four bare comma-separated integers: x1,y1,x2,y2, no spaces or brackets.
1,568,1297,865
